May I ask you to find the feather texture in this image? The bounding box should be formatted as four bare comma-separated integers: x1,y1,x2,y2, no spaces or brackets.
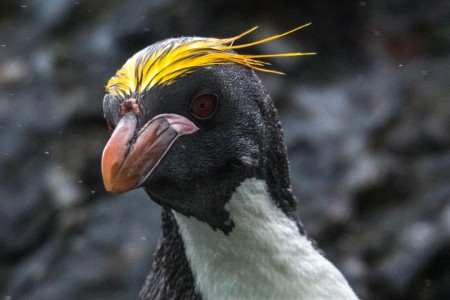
106,24,314,97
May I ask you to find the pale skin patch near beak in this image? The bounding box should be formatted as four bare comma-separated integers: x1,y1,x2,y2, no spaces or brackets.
101,113,199,193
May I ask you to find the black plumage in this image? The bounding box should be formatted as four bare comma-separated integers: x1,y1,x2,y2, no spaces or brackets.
119,63,301,299
100,31,358,300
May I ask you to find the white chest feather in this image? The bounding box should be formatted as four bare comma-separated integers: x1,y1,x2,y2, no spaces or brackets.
173,178,358,300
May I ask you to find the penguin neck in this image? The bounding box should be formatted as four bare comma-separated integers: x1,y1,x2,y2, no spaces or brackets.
172,178,358,300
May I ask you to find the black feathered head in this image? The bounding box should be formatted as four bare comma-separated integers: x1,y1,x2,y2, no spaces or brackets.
101,24,313,232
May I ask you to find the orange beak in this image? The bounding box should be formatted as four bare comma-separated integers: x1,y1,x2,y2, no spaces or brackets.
101,113,198,193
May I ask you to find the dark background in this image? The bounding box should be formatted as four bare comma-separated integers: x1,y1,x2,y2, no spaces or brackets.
1,1,449,299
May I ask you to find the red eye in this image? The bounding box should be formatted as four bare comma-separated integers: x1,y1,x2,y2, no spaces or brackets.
190,93,218,119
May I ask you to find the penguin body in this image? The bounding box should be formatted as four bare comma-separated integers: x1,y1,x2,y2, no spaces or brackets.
101,28,359,300
173,178,357,300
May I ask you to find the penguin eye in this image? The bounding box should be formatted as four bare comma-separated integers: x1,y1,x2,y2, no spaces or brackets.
190,93,218,119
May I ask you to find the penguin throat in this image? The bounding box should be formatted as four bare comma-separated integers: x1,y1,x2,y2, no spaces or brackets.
173,178,358,300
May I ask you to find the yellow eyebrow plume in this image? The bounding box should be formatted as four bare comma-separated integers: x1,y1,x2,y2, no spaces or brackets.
106,24,314,97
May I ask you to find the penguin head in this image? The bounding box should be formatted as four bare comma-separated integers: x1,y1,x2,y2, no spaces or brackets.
101,26,313,232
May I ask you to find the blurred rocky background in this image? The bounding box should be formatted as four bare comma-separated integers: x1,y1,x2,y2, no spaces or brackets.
0,0,449,299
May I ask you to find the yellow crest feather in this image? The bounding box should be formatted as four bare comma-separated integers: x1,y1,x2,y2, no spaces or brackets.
106,23,314,96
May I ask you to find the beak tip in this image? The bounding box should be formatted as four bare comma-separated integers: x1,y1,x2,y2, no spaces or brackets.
102,175,134,194
104,184,112,193
102,176,114,192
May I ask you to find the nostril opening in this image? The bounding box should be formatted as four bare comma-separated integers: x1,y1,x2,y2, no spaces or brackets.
120,98,140,117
